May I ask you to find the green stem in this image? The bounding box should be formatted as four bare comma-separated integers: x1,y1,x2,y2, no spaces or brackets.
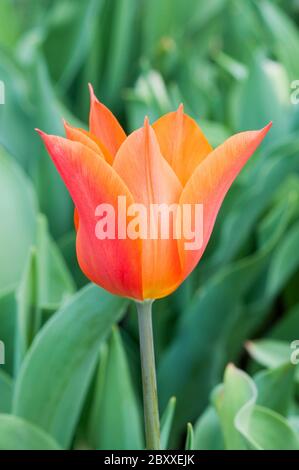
136,300,161,450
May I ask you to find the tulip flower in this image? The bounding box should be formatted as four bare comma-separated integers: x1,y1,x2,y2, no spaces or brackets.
37,85,271,450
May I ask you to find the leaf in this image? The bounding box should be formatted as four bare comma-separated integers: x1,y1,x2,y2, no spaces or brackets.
185,422,194,450
13,284,128,448
246,339,292,369
0,147,37,292
214,364,299,450
213,364,256,450
265,220,299,298
57,0,104,89
206,139,299,269
0,0,20,49
160,396,176,450
0,287,16,375
126,69,173,127
35,214,75,310
0,48,40,170
87,327,143,450
230,52,291,141
254,363,295,415
194,406,224,450
14,214,75,372
158,190,293,430
15,247,39,374
0,414,61,450
238,405,299,450
256,0,299,81
35,0,103,89
0,370,12,413
270,303,299,341
101,0,138,107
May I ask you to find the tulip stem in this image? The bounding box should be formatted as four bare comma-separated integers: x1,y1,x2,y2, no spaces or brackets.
136,300,160,450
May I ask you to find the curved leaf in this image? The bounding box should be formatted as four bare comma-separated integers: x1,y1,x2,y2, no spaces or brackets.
0,414,61,450
13,284,128,448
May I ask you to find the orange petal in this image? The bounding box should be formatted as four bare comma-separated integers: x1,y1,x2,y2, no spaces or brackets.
178,123,272,279
64,121,113,165
37,130,142,299
152,105,213,186
89,84,126,159
113,118,183,299
64,121,104,157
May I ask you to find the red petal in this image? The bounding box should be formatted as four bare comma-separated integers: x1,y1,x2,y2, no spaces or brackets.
37,130,142,299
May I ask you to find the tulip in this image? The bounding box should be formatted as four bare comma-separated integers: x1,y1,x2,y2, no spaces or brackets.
37,85,271,450
37,85,271,301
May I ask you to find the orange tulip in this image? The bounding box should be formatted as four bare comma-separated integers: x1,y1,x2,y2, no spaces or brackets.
37,85,271,300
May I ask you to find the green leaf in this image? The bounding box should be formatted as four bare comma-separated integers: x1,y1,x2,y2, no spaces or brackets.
39,0,104,89
13,284,128,448
185,423,194,450
126,70,173,130
230,52,291,141
270,303,299,341
238,405,299,450
160,396,176,450
101,0,138,107
254,364,295,415
0,147,37,292
0,370,13,413
246,339,292,369
256,0,299,81
158,186,293,429
14,214,75,372
27,55,73,237
213,364,256,450
15,247,39,373
87,327,143,450
214,364,299,450
35,214,75,310
194,406,224,450
265,220,299,298
0,287,16,375
0,414,61,450
0,0,20,49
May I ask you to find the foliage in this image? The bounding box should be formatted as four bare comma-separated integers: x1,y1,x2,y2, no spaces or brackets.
0,0,299,449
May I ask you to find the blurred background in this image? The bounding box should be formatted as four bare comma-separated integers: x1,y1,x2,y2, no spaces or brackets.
1,0,299,450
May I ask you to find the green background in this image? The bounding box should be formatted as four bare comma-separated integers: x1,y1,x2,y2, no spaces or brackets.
0,0,299,450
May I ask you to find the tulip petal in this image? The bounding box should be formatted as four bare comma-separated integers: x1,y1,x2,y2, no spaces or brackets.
178,123,272,279
89,84,126,159
37,130,142,299
113,118,183,298
74,207,79,231
152,105,213,185
64,121,113,164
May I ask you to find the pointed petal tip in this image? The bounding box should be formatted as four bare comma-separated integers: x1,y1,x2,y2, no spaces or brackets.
88,82,94,96
258,121,272,140
35,128,45,137
178,102,184,114
88,83,98,103
62,118,69,130
143,115,150,128
264,121,272,132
